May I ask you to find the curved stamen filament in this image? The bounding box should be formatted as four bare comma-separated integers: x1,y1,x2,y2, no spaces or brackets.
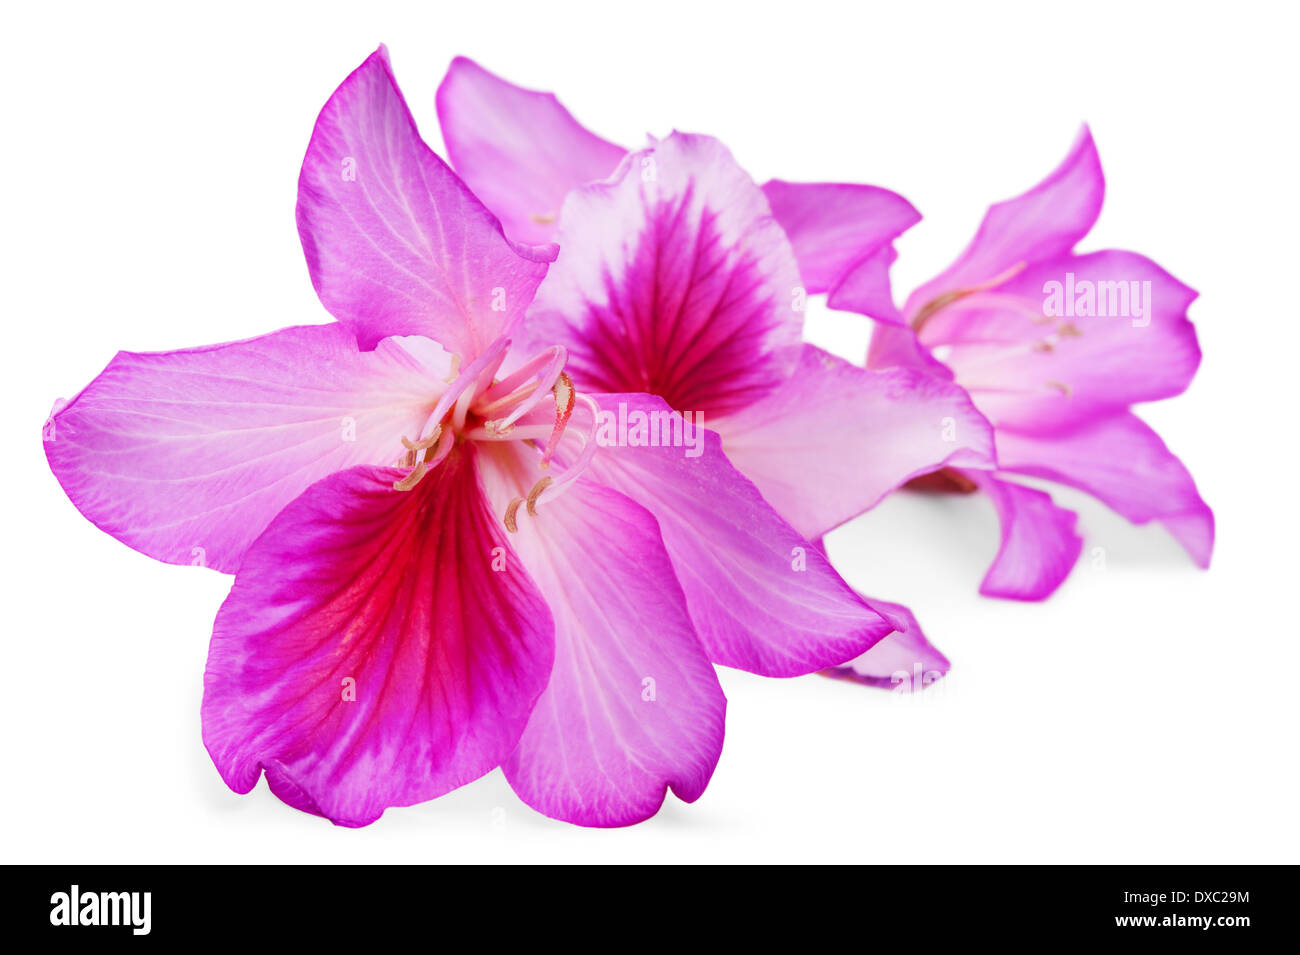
912,261,1029,333
392,424,453,492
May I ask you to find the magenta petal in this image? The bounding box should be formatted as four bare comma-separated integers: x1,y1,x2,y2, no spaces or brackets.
965,470,1084,601
821,598,951,689
202,451,554,828
865,320,958,380
297,47,555,358
761,180,920,294
927,250,1201,433
716,345,995,538
995,412,1213,567
44,324,444,573
477,451,724,827
828,244,909,325
524,132,803,417
582,393,894,676
904,126,1104,319
436,57,626,247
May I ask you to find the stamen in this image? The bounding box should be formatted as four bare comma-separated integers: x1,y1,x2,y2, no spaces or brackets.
497,353,568,430
912,261,1029,333
525,476,553,515
503,497,523,533
392,425,452,492
393,461,427,492
401,425,443,453
540,372,575,466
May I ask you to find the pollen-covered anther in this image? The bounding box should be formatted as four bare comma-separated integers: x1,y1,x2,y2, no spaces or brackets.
540,372,575,467
401,425,443,453
393,461,428,492
503,497,523,533
526,476,553,516
392,425,444,491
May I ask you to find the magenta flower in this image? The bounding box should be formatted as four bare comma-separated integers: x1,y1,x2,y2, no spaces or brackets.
828,128,1212,599
42,48,983,827
435,57,995,684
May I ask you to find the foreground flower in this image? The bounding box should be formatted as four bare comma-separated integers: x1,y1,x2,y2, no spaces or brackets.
828,128,1212,599
434,57,994,684
48,49,720,828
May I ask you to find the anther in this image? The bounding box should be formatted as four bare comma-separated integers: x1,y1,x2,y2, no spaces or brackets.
393,461,427,492
504,497,523,533
526,476,553,516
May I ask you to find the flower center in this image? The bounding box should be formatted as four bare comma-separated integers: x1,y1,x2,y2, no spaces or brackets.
392,342,599,532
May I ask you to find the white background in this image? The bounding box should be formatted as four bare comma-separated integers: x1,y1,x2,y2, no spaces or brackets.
3,0,1296,863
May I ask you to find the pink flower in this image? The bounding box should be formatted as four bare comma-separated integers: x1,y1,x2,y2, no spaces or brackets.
434,57,996,685
829,128,1212,600
42,49,983,826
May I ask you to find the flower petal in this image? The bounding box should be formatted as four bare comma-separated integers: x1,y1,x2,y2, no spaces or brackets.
44,324,444,573
716,344,995,538
476,445,725,827
436,57,626,247
865,320,958,379
828,244,909,325
995,412,1213,567
965,470,1083,601
297,47,555,357
921,250,1201,432
524,132,803,417
202,451,554,828
904,125,1104,319
580,393,894,675
820,597,951,690
761,180,920,294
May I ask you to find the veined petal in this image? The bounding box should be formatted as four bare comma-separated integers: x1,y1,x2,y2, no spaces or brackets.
202,452,554,828
297,46,555,357
436,57,626,247
477,444,725,827
828,244,909,325
923,250,1200,432
716,345,995,538
581,393,895,676
524,132,803,417
820,597,951,690
761,180,920,294
995,412,1213,567
904,125,1104,319
44,324,443,573
965,470,1083,601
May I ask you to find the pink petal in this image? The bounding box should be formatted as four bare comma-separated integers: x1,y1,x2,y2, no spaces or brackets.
297,47,555,357
820,597,951,690
828,244,909,325
476,445,725,827
865,320,958,380
995,412,1213,567
716,344,995,538
904,126,1104,319
581,393,895,676
202,451,554,827
964,470,1084,601
761,180,920,294
44,324,444,573
435,57,626,247
924,250,1201,432
524,132,803,417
